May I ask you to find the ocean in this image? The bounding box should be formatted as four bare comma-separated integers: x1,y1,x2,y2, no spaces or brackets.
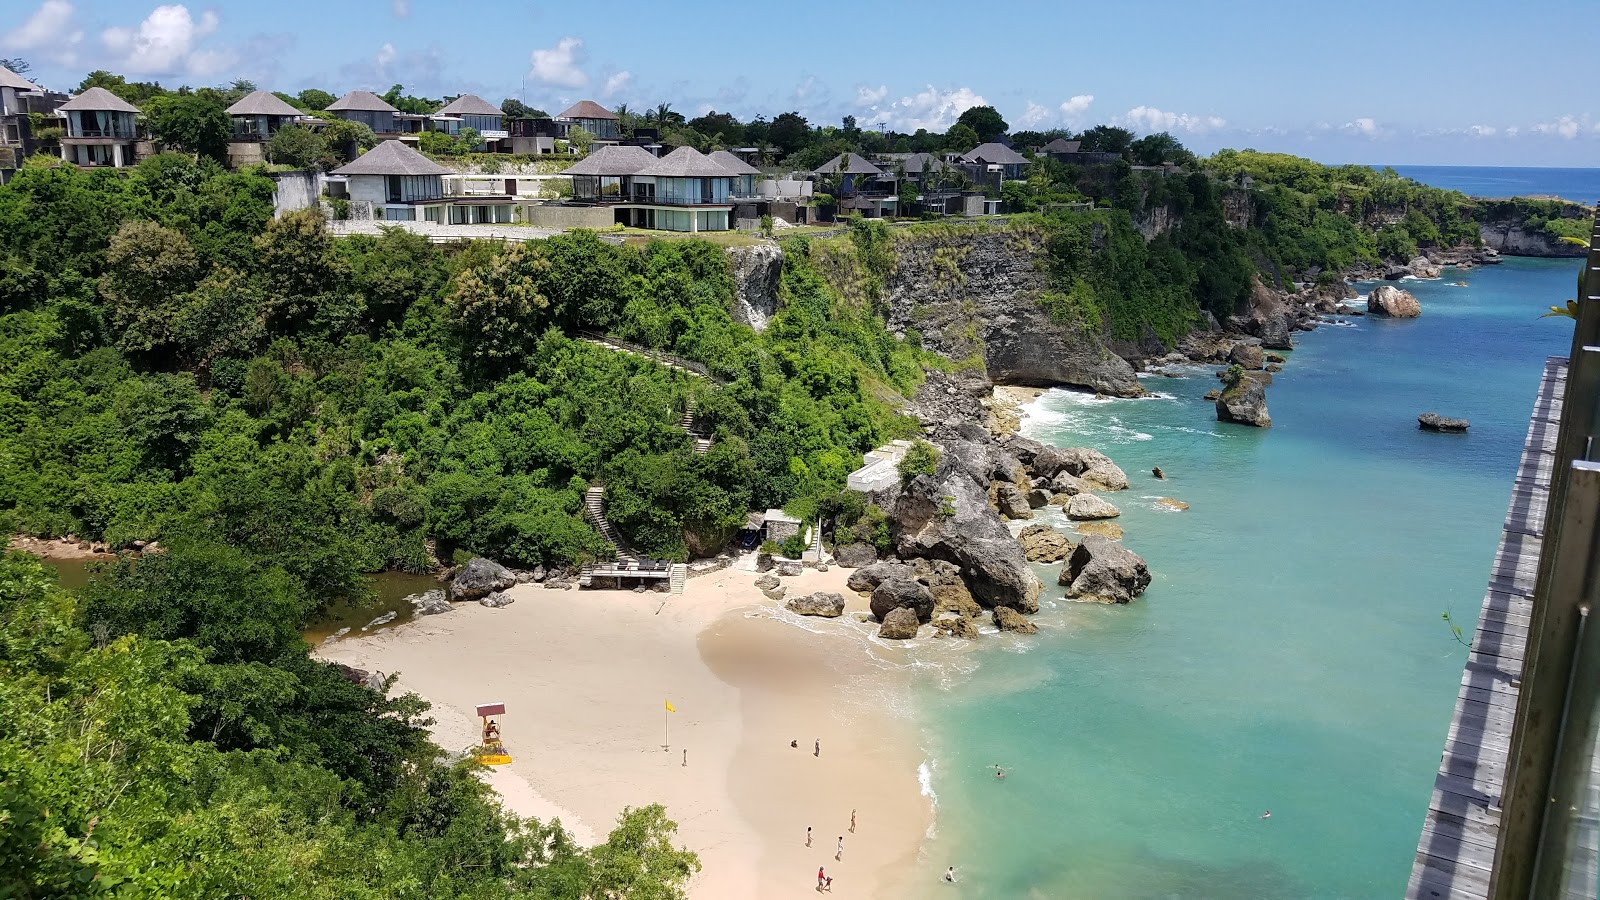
911,257,1582,897
1386,164,1600,202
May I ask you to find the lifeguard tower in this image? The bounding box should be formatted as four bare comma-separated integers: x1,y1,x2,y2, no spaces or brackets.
475,701,512,765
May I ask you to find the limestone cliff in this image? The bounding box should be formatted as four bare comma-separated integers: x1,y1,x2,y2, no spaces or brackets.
880,227,1142,397
726,243,783,331
1478,220,1586,258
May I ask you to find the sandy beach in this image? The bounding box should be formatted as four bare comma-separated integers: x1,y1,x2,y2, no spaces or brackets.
316,564,934,899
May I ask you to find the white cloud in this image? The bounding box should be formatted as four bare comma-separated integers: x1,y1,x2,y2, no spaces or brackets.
529,36,587,88
101,4,224,76
861,85,985,131
1018,101,1050,127
1059,94,1094,117
392,0,410,16
1468,124,1497,138
4,0,83,64
855,83,888,106
1533,115,1582,139
375,42,396,67
1504,126,1520,137
1120,105,1225,134
1342,116,1381,137
602,70,631,97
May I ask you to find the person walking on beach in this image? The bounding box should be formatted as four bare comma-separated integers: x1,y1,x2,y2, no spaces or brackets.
817,866,826,888
815,738,820,757
806,826,812,847
944,866,957,883
824,875,833,892
836,836,844,861
849,809,856,833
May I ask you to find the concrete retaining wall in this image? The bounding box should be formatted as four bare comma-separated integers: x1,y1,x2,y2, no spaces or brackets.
521,203,613,229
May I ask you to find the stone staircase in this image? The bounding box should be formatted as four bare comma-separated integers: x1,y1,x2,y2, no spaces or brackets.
679,399,711,454
583,486,636,562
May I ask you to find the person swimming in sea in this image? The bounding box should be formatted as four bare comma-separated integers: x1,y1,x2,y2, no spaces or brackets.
990,763,1006,780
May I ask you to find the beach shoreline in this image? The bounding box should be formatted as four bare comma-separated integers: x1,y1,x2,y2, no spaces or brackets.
315,564,933,899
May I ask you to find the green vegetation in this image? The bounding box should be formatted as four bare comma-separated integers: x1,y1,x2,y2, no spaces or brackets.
897,439,941,485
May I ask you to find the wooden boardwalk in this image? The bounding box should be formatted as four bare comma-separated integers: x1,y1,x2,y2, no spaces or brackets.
1406,356,1566,900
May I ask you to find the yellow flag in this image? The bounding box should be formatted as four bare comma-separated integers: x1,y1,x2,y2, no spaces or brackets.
665,699,676,713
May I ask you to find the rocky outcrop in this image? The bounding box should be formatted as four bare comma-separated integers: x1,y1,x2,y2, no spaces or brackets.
408,589,452,616
1032,446,1113,481
1368,285,1421,318
994,483,1033,520
1066,493,1121,520
878,606,920,639
992,606,1038,634
1081,462,1129,492
1419,413,1470,432
1049,472,1089,496
727,244,783,331
912,558,983,618
449,558,516,601
479,591,515,608
933,613,979,639
834,543,878,568
1407,256,1442,279
846,559,902,593
1019,524,1074,562
882,228,1142,396
1216,373,1271,427
1229,342,1266,370
1059,535,1152,604
870,576,936,624
1479,221,1588,258
787,592,847,617
1155,498,1190,511
1074,521,1125,540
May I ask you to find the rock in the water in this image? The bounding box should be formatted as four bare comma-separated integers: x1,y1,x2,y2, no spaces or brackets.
755,573,781,591
1229,342,1266,370
1203,388,1221,401
449,557,517,601
1266,363,1283,373
1033,446,1113,480
1216,373,1271,428
787,591,847,617
1066,493,1121,520
362,611,397,631
870,576,936,623
1059,535,1151,604
1155,497,1190,511
1019,524,1074,563
834,543,878,568
1074,521,1125,540
1081,462,1129,492
992,606,1038,634
320,626,351,644
480,591,515,608
994,483,1034,520
1408,255,1442,279
1368,284,1421,318
878,606,921,639
1418,412,1470,433
932,613,980,639
408,589,452,616
1027,488,1051,509
1049,471,1089,496
892,458,1043,613
911,558,982,618
1152,466,1166,480
775,560,804,577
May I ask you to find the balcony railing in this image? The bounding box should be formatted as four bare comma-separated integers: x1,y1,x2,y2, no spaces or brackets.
66,128,138,140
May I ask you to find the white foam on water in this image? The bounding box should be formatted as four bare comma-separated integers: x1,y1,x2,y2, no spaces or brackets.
918,758,939,839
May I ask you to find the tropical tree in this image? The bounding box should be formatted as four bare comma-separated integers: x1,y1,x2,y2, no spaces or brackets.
955,105,1008,143
144,93,233,162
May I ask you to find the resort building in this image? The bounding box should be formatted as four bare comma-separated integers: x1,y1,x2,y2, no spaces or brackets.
0,65,40,182
812,152,896,218
57,87,144,169
225,90,307,167
555,100,621,142
329,139,514,225
325,90,425,141
432,94,508,151
565,144,734,232
709,149,761,198
960,141,1029,180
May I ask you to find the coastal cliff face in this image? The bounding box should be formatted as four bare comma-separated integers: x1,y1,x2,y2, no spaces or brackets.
726,244,783,331
1478,220,1586,258
881,228,1142,397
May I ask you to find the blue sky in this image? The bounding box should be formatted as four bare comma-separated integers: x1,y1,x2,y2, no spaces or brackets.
4,0,1597,166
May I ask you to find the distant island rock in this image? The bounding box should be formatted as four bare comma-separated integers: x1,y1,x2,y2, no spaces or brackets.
1418,412,1470,433
1368,285,1422,318
1216,371,1271,427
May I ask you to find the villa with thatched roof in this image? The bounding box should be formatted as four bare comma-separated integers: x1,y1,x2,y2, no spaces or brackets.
563,144,738,231
555,100,620,141
433,94,508,151
57,86,145,168
327,90,428,141
0,65,42,181
329,139,514,225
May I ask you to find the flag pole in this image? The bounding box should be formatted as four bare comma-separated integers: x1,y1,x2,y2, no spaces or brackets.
663,704,669,751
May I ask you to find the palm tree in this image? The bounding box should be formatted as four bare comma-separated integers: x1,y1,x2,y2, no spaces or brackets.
653,102,673,126
613,103,633,138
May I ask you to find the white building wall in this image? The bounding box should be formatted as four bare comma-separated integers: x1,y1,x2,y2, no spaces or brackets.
347,175,387,206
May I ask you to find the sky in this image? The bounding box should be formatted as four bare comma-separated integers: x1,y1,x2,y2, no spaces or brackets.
4,0,1598,167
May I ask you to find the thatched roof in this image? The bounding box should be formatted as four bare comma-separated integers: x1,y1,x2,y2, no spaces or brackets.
0,66,38,91
226,90,301,117
327,90,399,113
331,139,453,177
58,86,139,113
812,152,881,176
557,100,616,120
708,150,760,176
561,144,659,176
437,94,503,117
635,146,734,178
962,142,1027,165
1041,137,1081,154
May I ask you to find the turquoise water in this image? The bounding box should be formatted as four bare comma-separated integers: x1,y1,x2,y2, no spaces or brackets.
916,258,1580,897
1385,164,1600,202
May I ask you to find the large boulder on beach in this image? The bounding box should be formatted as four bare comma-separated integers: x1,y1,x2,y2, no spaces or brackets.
448,558,516,601
1050,471,1090,497
933,613,979,639
834,542,879,568
1031,446,1113,480
1001,435,1046,468
775,560,803,577
911,558,983,618
755,573,780,591
787,592,847,617
1419,412,1470,433
1059,535,1151,604
1019,524,1074,563
479,590,515,608
993,605,1038,634
871,576,936,623
1066,493,1121,520
994,483,1034,520
1216,373,1272,427
878,607,920,640
408,589,452,616
1081,462,1129,492
1368,285,1421,318
846,559,909,593
892,458,1043,614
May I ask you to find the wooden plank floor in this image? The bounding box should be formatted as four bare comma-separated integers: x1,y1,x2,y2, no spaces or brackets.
1406,356,1567,900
